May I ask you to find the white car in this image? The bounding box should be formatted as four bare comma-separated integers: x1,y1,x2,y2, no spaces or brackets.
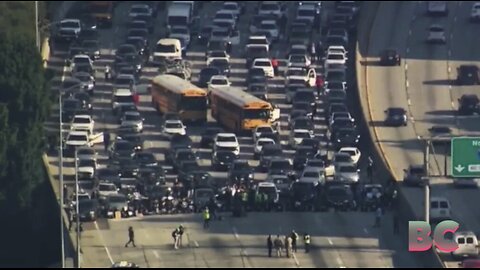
252,58,274,78
214,10,237,28
206,50,230,65
471,2,480,21
77,157,97,180
285,67,316,87
305,159,335,177
253,125,277,143
112,88,135,111
324,52,348,68
246,36,270,53
169,26,191,47
426,24,446,44
258,20,279,41
162,120,186,136
71,54,93,70
222,2,242,18
325,81,347,94
65,130,90,149
71,114,95,134
214,133,240,156
208,75,231,93
299,167,325,185
327,45,348,57
129,4,152,18
296,4,317,23
338,147,361,165
332,152,355,169
254,138,276,158
427,1,447,16
258,1,283,19
120,111,144,133
59,19,82,35
289,129,313,149
288,54,311,68
97,182,119,198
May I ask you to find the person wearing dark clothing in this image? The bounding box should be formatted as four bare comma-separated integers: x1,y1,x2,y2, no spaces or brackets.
63,185,69,205
316,75,324,96
67,207,73,231
178,225,185,247
208,198,218,220
310,43,317,63
393,213,400,234
271,58,279,77
103,131,110,152
125,226,136,247
315,41,324,59
291,230,299,253
267,235,273,257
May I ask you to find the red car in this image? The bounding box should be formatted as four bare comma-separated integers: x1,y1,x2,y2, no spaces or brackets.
461,259,480,268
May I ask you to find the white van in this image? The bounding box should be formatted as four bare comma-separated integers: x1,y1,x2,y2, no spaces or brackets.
167,3,191,30
429,197,451,222
152,39,182,64
451,231,479,260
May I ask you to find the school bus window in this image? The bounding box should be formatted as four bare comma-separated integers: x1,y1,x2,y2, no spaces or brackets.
243,109,269,119
180,96,207,110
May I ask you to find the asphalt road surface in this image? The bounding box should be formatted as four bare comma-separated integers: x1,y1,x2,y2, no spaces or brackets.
362,1,480,267
44,1,427,268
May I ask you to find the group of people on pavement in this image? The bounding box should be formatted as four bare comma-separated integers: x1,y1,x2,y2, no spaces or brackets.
267,231,311,258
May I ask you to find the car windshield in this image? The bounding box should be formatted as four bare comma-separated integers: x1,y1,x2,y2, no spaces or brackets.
341,150,356,156
78,149,94,155
156,44,176,53
74,57,90,65
263,147,282,156
255,60,271,67
294,131,310,138
125,114,141,121
258,140,274,147
109,196,126,203
287,69,306,76
261,3,279,11
131,6,148,13
178,151,195,160
339,166,356,173
217,135,236,142
73,117,90,124
211,59,229,66
411,168,425,174
61,21,79,28
298,9,315,17
99,184,116,191
290,55,306,62
211,78,228,85
388,108,405,115
328,54,344,60
172,27,189,35
336,155,352,163
244,109,269,119
271,160,291,169
114,95,133,103
68,135,87,141
166,122,182,129
258,186,276,196
303,172,320,178
116,142,132,151
212,29,229,37
216,151,235,159
248,38,268,45
79,159,95,167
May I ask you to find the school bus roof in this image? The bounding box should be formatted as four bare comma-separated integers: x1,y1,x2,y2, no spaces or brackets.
151,74,206,96
211,87,272,109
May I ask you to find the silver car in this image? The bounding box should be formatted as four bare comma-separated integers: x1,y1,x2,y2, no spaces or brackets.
120,111,144,133
334,164,360,184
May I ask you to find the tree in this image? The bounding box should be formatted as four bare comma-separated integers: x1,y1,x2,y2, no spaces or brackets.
0,32,51,217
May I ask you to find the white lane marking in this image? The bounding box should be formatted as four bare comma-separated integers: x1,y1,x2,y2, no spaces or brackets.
336,257,345,268
405,63,408,70
405,80,409,88
292,252,300,266
233,227,239,239
409,29,412,35
406,47,410,54
363,228,369,234
194,241,199,248
454,16,457,22
447,65,451,73
94,221,114,264
153,250,160,258
407,99,411,106
327,238,333,245
451,101,455,108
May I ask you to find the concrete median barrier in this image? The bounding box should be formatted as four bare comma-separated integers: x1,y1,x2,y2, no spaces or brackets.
354,2,444,268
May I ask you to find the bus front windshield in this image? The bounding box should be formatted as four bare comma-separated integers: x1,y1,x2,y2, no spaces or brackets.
243,109,270,119
180,96,207,110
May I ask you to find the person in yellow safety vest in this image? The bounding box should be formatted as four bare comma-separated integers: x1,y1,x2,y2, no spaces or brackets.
203,207,210,229
241,191,248,206
304,233,311,253
255,192,263,210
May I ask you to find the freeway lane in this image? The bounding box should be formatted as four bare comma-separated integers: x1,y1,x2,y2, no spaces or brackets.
363,1,480,267
43,1,426,268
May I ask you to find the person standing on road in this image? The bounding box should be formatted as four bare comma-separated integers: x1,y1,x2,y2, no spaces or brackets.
172,228,179,249
274,235,283,257
291,230,299,253
178,225,185,248
271,58,279,77
125,226,136,247
367,156,374,182
105,65,111,81
203,207,210,229
103,130,110,152
285,236,292,258
374,206,382,228
315,75,324,96
310,42,317,63
304,233,311,253
267,235,273,257
66,206,73,232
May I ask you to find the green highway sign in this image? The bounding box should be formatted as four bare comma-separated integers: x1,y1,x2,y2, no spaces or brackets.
451,137,480,177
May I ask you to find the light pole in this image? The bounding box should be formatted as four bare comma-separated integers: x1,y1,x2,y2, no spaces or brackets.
35,1,40,50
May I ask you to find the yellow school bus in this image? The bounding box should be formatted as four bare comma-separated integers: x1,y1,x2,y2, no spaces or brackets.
151,75,207,122
210,87,279,132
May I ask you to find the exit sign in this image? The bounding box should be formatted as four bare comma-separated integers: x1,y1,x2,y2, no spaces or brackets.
451,137,480,177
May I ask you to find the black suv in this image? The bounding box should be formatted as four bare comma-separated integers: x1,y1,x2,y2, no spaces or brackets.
384,107,408,126
289,181,322,211
457,65,480,85
228,160,254,185
211,150,237,171
293,146,317,171
458,94,480,115
260,144,284,171
380,49,401,66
